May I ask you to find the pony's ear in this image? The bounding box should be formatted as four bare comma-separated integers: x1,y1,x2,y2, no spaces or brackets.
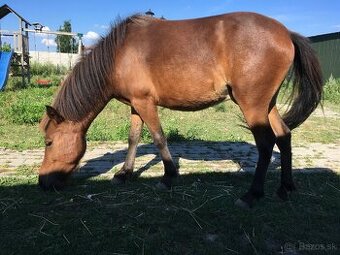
45,105,64,124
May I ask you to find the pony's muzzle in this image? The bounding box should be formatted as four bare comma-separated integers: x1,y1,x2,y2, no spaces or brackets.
38,172,68,191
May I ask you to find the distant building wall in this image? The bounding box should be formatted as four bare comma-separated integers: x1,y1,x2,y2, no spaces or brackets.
30,51,81,68
309,32,340,80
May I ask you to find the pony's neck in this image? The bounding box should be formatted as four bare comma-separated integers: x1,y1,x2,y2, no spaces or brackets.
78,97,112,132
52,15,143,127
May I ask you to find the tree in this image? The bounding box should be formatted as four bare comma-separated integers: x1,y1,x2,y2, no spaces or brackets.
0,42,12,52
55,20,78,53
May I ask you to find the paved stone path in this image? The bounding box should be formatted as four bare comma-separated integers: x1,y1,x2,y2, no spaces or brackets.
0,141,339,178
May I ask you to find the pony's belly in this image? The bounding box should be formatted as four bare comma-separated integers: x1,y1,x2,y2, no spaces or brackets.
157,79,230,111
158,93,228,111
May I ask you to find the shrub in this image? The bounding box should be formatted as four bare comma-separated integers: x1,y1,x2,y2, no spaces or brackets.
5,87,56,124
30,62,68,76
5,77,26,90
323,75,340,104
5,63,67,91
278,75,340,105
9,100,45,124
166,128,187,141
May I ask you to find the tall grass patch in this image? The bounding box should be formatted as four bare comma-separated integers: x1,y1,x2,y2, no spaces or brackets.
5,62,68,90
278,75,340,104
323,75,340,104
30,62,68,76
1,87,57,124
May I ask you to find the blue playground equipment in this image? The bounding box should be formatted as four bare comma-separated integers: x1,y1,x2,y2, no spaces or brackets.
0,4,31,89
0,50,13,90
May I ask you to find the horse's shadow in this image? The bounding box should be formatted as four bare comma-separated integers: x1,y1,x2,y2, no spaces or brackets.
78,141,281,179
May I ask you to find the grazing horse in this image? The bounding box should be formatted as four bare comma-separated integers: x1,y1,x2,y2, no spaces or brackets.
39,12,323,208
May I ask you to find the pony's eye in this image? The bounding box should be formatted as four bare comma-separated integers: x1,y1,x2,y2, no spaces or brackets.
45,140,53,147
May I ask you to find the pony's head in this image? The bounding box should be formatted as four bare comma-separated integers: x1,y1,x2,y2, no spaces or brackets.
39,106,87,190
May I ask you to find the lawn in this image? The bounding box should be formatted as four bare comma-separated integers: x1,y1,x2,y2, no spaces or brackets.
0,167,339,254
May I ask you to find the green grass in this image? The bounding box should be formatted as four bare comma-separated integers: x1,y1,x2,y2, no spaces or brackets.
0,77,339,150
323,75,340,104
0,167,339,254
6,62,69,91
292,113,340,144
0,87,58,150
30,62,68,77
0,85,252,150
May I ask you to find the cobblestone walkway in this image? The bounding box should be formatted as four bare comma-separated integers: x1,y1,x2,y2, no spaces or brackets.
0,141,339,178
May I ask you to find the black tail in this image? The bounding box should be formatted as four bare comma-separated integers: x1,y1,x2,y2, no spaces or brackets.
283,32,323,130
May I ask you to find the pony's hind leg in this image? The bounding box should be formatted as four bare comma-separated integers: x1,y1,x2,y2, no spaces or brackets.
230,84,277,208
132,99,178,189
235,112,276,209
112,107,144,184
268,106,296,200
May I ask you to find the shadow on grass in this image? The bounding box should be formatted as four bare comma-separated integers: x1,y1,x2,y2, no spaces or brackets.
0,170,339,255
79,141,281,179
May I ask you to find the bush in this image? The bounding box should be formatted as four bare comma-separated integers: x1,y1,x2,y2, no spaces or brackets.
278,75,340,105
165,128,187,141
30,62,68,76
5,62,68,91
5,87,56,124
9,100,46,124
5,77,26,90
323,75,340,104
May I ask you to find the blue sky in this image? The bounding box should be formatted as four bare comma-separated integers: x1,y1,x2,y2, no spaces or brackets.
1,0,339,51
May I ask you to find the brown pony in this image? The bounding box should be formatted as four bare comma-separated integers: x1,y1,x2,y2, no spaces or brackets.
39,12,323,208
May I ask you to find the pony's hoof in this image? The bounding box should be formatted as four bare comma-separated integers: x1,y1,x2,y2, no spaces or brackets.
155,181,170,190
276,187,288,201
276,185,295,201
111,177,125,185
235,198,251,210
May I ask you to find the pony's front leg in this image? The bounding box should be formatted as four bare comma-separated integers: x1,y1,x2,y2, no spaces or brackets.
132,99,178,189
112,107,143,184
